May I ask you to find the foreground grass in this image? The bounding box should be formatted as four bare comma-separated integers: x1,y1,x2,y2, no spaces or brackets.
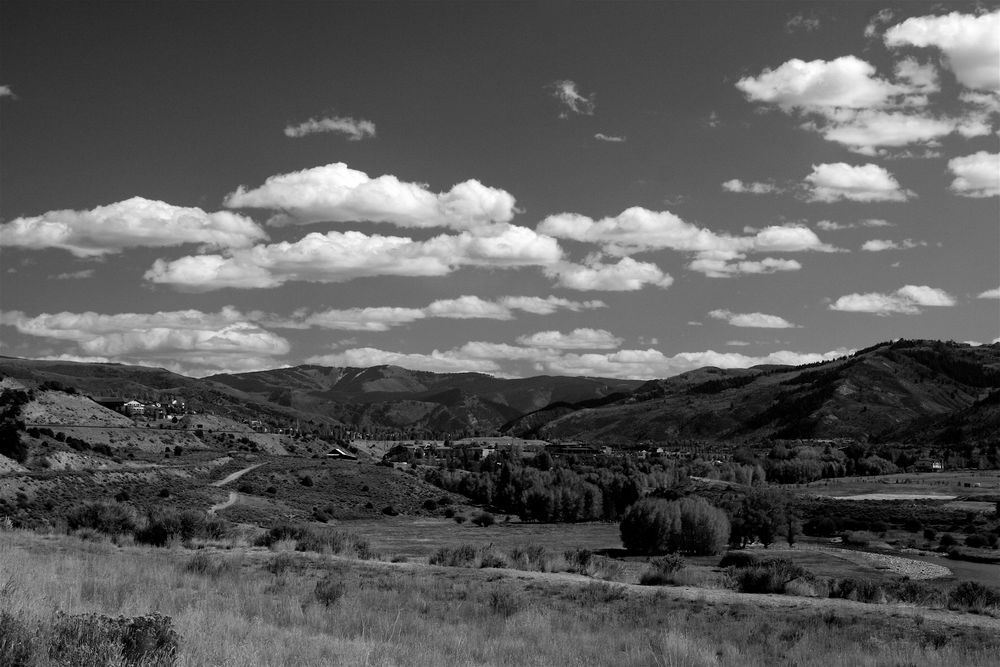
2,530,1000,666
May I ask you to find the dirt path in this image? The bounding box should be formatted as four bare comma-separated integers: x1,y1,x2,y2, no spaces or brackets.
799,544,952,579
210,463,263,487
208,491,238,515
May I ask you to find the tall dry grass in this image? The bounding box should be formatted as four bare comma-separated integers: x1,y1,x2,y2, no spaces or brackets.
2,529,999,666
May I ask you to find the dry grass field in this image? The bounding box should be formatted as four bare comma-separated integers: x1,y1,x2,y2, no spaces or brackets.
3,528,1000,667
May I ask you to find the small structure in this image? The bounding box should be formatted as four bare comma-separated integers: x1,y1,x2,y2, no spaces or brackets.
915,459,944,472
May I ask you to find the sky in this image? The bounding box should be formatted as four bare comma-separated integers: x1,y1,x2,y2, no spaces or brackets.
0,1,998,380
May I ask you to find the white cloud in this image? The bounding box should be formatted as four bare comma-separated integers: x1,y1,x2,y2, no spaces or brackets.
306,342,850,379
722,179,778,194
224,162,517,230
516,328,623,350
726,340,751,347
829,284,957,315
737,56,902,111
686,256,802,278
0,197,267,257
296,307,427,331
53,269,95,280
864,9,895,39
145,225,563,290
594,133,626,143
284,115,376,140
948,152,1000,197
860,239,923,252
1,308,290,376
498,295,606,315
708,309,799,328
817,219,893,231
0,85,15,99
424,296,514,320
885,10,1000,91
805,163,913,202
977,287,1000,299
548,79,595,116
547,257,673,291
805,109,967,156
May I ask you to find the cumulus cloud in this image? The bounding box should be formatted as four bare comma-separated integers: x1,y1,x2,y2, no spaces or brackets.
1,307,290,376
737,38,997,155
537,207,833,259
53,269,95,280
224,162,517,230
722,179,778,194
516,328,623,350
864,9,895,39
305,347,501,374
546,257,674,291
0,197,267,257
885,10,1000,91
0,85,15,99
860,239,923,252
686,256,802,278
548,79,595,116
737,55,902,111
829,284,956,315
977,287,1000,299
498,295,606,315
284,115,376,140
594,133,626,143
805,163,913,202
948,152,1000,197
145,225,563,290
708,309,799,328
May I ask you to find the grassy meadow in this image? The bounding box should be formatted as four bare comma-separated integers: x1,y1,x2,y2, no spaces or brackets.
2,528,1000,667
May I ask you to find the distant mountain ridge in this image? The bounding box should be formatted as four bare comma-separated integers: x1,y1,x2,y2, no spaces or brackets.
2,339,998,445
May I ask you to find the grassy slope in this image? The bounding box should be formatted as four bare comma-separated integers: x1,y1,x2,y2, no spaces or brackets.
2,529,1000,666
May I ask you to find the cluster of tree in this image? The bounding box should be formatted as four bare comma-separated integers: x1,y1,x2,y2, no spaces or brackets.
0,388,32,463
425,450,764,523
620,496,730,555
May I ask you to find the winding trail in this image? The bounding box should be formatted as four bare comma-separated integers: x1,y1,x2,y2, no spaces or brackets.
207,463,264,515
210,463,263,487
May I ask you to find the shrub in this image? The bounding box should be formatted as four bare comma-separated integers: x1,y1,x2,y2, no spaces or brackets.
939,533,957,548
639,554,687,586
183,552,240,579
471,512,495,527
0,611,35,665
135,509,218,547
422,499,438,511
300,475,313,487
965,534,988,548
729,558,811,594
381,505,398,516
842,531,879,547
620,496,729,555
485,584,522,617
443,508,455,518
563,548,594,574
429,544,478,567
454,514,466,524
314,575,346,607
948,581,1000,614
831,577,887,604
48,611,178,666
718,551,759,569
66,501,141,537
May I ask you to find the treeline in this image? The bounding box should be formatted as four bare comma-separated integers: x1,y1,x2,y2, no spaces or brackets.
423,451,764,522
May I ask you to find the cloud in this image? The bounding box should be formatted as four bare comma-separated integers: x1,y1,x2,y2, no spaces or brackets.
548,79,595,116
424,296,515,320
722,179,778,194
0,197,267,258
53,269,95,280
885,10,1000,91
0,85,15,99
829,284,956,315
293,307,427,331
594,133,626,143
737,55,902,111
224,162,517,230
516,328,623,350
307,342,850,379
145,225,563,290
537,207,833,259
977,287,1000,299
726,340,751,347
686,256,802,278
1,307,290,376
864,9,895,39
805,163,913,202
497,295,606,315
284,115,376,140
816,219,893,231
708,309,799,328
546,257,673,291
785,13,820,33
860,239,923,252
948,152,1000,197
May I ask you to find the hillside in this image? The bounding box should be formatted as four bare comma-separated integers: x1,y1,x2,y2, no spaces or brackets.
502,340,1000,445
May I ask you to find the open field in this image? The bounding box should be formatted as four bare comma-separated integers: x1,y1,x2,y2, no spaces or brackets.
3,529,1000,667
802,471,1000,499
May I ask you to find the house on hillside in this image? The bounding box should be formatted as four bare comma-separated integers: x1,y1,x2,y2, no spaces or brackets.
915,459,944,472
123,400,145,417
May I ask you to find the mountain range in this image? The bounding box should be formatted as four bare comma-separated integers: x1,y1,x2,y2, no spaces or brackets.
2,339,998,446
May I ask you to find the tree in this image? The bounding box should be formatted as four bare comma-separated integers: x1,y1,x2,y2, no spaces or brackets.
620,496,729,556
739,487,788,549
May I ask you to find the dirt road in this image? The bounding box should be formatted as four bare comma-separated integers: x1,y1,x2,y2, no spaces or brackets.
210,463,263,487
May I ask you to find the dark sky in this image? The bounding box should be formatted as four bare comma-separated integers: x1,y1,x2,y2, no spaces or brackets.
1,1,997,377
